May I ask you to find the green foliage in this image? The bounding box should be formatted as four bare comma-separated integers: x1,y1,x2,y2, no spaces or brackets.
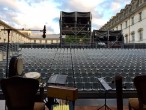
64,35,90,43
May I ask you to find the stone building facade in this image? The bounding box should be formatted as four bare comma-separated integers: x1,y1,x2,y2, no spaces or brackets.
0,20,60,44
100,0,146,43
0,20,30,43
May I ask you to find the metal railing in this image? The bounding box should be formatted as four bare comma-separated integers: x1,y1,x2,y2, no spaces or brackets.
16,42,146,49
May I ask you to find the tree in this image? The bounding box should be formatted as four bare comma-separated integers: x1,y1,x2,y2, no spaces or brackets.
64,35,90,44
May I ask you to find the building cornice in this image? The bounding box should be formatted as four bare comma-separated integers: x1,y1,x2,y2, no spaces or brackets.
100,1,146,30
30,38,59,40
0,20,30,39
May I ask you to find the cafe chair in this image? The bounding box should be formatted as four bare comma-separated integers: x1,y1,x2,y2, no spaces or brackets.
0,76,45,110
128,75,146,110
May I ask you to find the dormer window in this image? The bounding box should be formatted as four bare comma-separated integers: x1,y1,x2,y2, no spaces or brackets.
139,0,143,5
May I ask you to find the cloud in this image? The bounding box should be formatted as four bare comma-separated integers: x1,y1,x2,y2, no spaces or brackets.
59,0,106,12
111,2,121,12
68,0,104,11
110,0,131,13
0,0,61,33
0,0,131,34
92,17,108,31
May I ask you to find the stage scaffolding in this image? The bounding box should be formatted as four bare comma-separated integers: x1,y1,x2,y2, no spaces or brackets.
92,30,124,48
59,11,92,46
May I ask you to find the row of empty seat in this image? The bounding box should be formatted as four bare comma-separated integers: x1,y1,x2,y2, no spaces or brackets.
18,48,146,91
0,48,146,92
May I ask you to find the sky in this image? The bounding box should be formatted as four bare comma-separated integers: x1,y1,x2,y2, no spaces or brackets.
0,0,131,34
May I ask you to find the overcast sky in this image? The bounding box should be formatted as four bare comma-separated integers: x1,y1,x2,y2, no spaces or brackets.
0,0,131,34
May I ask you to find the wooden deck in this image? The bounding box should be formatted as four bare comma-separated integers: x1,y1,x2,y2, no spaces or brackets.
75,106,128,110
0,99,129,110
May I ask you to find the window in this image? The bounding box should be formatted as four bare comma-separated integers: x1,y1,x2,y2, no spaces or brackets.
131,32,135,42
120,24,122,30
4,27,7,34
139,12,142,21
138,28,143,41
131,17,134,25
139,31,143,41
125,34,128,43
125,21,128,28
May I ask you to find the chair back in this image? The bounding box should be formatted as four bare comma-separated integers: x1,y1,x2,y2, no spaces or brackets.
134,75,146,105
0,76,39,110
